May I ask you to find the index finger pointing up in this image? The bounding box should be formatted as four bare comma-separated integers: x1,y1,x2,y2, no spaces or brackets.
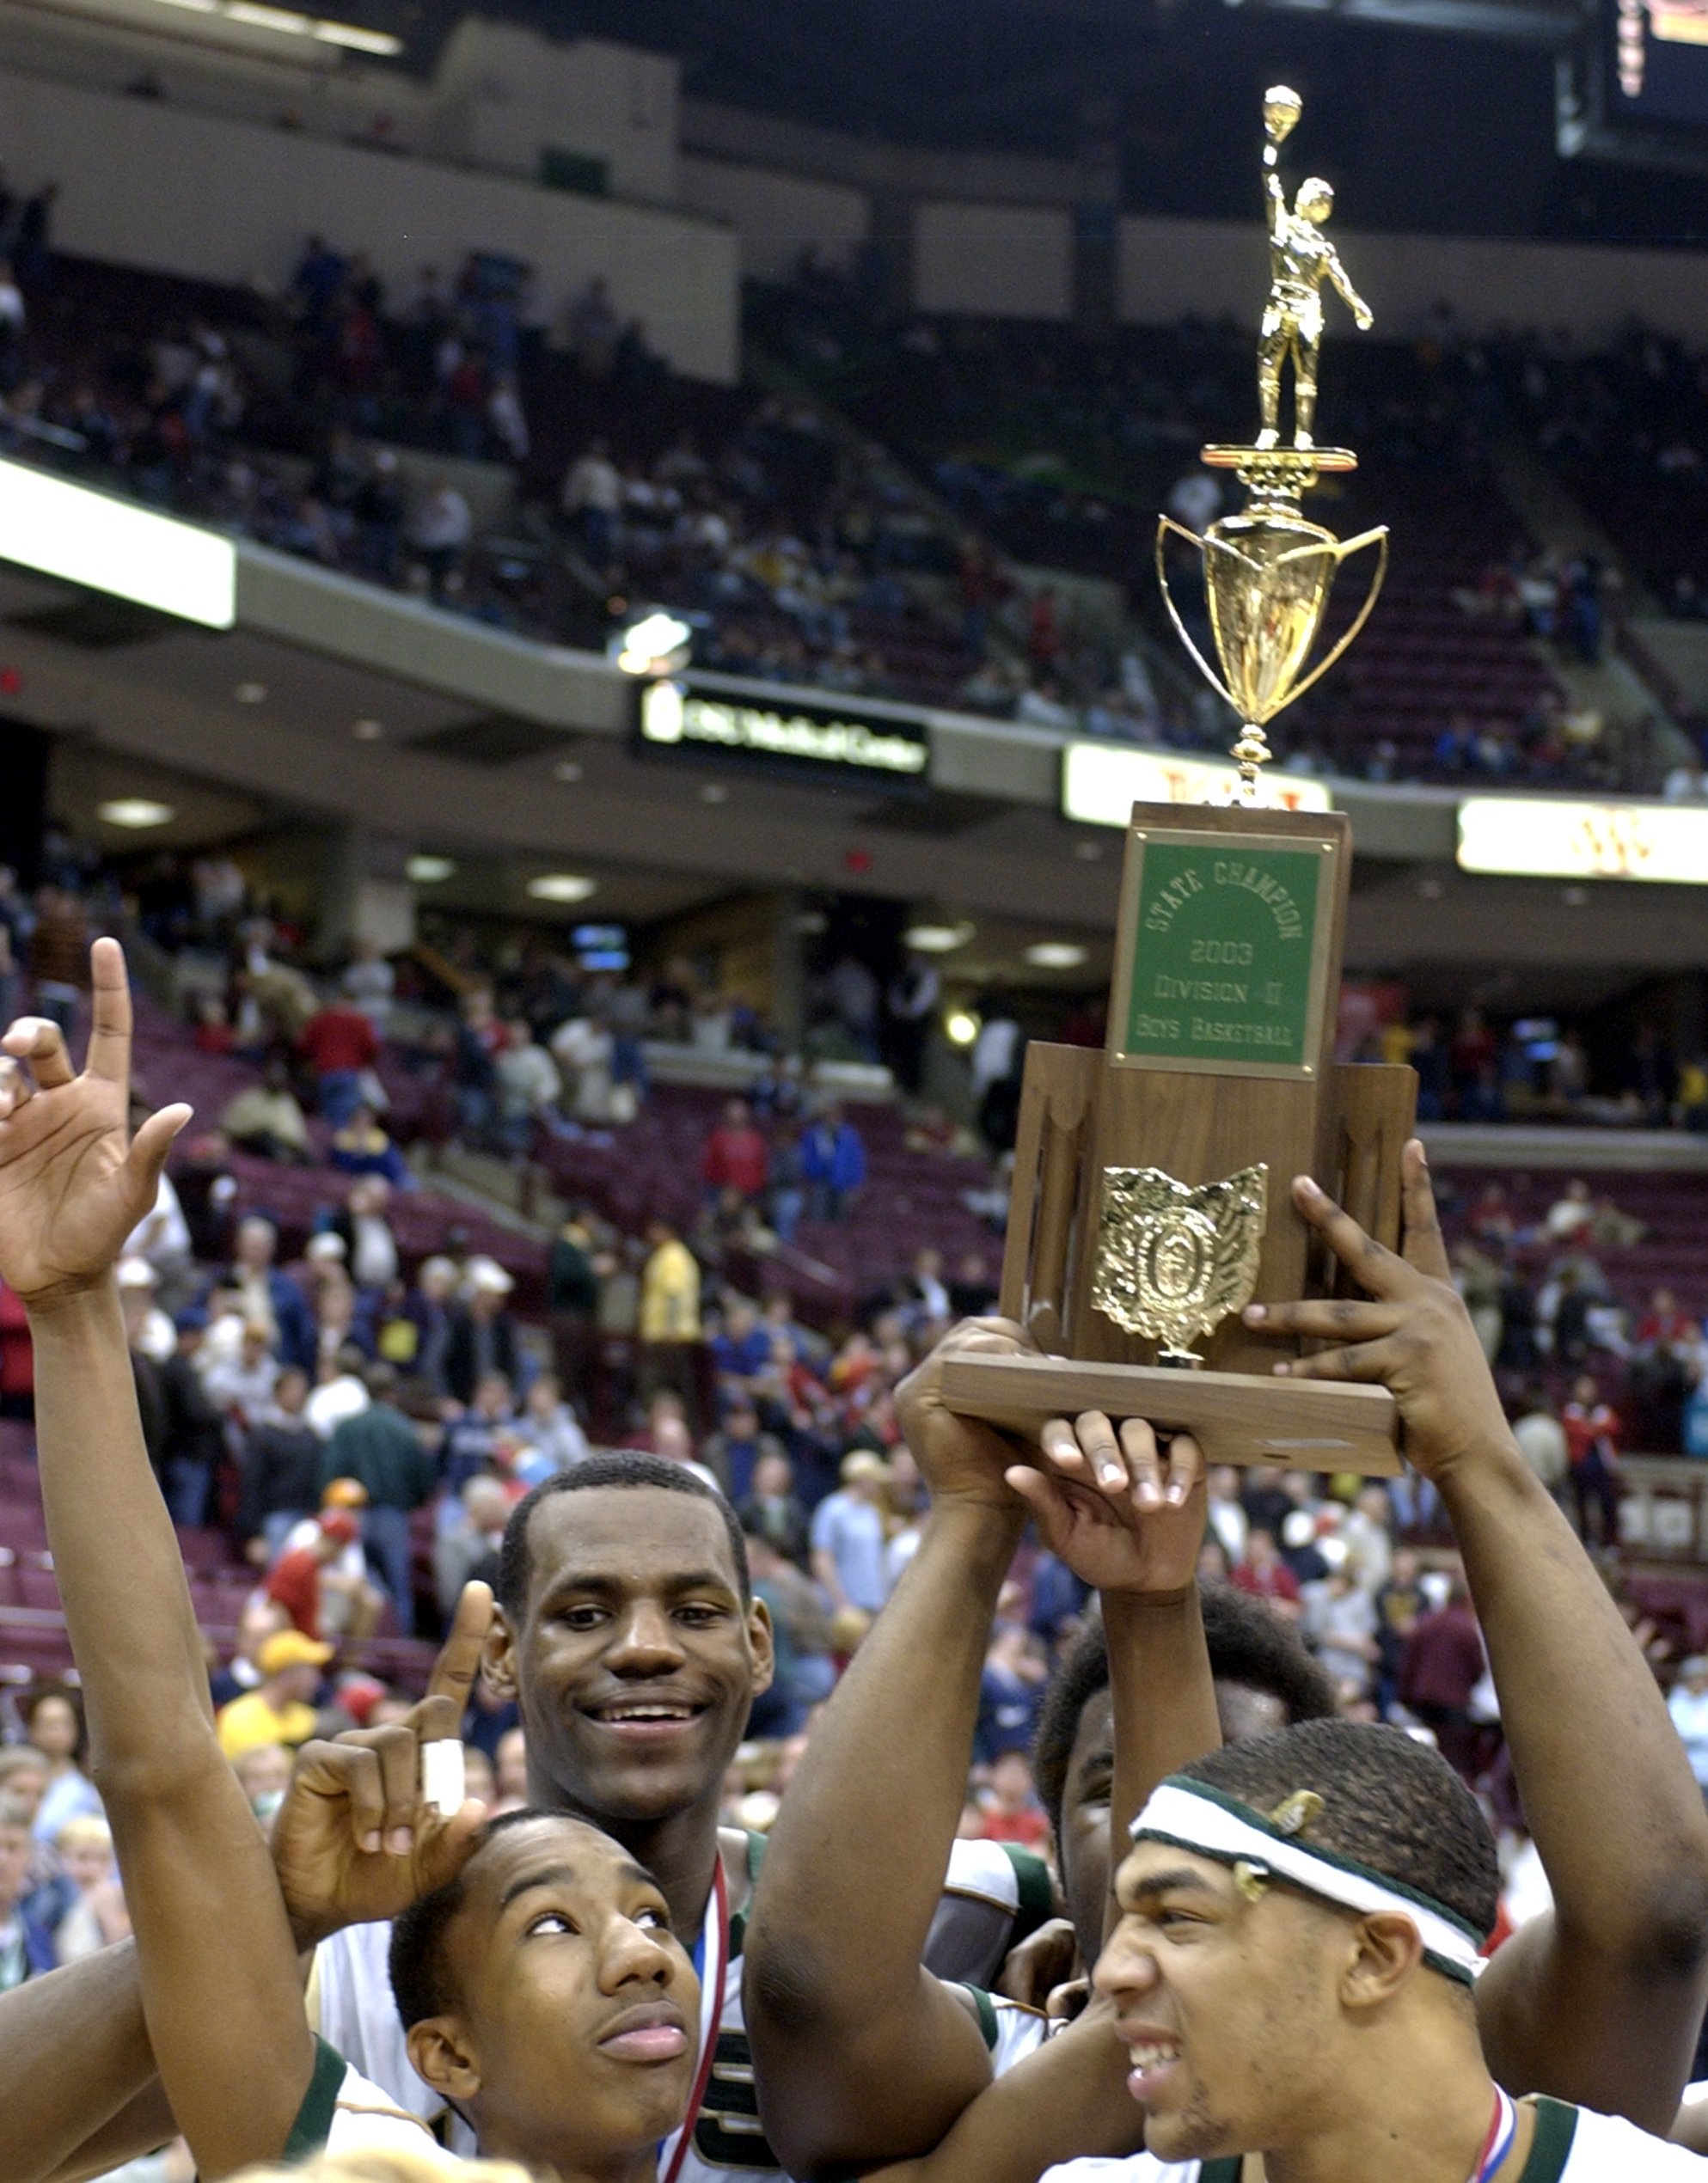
428,1581,494,1714
84,938,134,1087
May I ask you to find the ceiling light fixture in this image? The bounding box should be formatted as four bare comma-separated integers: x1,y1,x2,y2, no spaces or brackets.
1024,942,1089,969
225,1,310,26
406,855,456,884
142,0,401,50
700,782,729,804
945,1010,981,1049
310,18,402,47
352,718,385,740
905,921,975,953
234,682,266,705
97,798,175,829
528,873,597,904
553,760,584,783
613,610,694,676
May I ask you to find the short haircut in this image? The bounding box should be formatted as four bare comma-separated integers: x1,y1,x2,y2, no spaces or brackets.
0,1794,32,1831
0,1747,48,1785
495,1451,751,1619
390,1809,549,2027
1032,1584,1338,1844
1181,1717,1501,1940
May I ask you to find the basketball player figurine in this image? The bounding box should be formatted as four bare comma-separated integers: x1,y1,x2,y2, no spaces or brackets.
1256,85,1373,449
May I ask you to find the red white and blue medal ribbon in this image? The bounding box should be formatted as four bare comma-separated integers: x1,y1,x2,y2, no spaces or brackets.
1470,2088,1519,2183
659,1854,730,2183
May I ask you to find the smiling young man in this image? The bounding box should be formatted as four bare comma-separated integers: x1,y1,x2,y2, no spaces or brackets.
1083,1720,1708,2183
309,1429,1051,2174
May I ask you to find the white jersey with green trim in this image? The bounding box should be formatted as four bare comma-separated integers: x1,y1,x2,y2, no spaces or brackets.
286,2036,442,2161
311,1834,1051,2183
1038,2096,1708,2183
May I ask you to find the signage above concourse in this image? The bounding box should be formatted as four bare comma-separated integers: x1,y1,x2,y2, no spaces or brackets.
635,675,931,792
1062,742,1332,827
0,456,236,628
1458,796,1708,883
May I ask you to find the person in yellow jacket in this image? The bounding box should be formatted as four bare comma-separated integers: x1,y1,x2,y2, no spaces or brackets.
639,1218,702,1416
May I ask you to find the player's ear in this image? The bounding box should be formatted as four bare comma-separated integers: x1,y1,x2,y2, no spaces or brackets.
484,1604,520,1703
408,2015,481,2104
1339,1912,1424,2014
745,1593,776,1700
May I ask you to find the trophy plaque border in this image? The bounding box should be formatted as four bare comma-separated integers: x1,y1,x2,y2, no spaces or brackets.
1106,811,1342,1083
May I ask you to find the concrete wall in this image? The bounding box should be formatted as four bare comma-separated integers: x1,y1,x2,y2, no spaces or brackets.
914,203,1073,320
678,156,868,281
1118,213,1708,348
428,25,680,205
1630,618,1708,709
0,66,738,382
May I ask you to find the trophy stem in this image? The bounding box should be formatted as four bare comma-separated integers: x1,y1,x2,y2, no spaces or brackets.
1231,722,1271,800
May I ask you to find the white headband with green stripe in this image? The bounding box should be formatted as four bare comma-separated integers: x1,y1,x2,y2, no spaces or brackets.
1129,1777,1485,1984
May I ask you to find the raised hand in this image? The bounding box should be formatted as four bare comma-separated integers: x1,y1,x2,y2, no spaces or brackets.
0,940,191,1308
1004,1416,1204,1597
272,1583,492,1946
895,1317,1043,1516
1240,1138,1511,1481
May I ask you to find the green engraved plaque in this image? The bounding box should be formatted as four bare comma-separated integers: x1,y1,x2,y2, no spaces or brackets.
1108,828,1335,1079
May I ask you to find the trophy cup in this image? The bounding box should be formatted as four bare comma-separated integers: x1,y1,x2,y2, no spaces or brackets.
940,87,1417,1475
1159,83,1388,801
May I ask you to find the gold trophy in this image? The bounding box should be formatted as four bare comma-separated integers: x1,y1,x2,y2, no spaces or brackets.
1157,85,1388,800
940,87,1416,1474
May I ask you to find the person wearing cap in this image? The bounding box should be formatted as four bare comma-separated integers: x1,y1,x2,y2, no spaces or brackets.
116,1254,174,1363
811,1450,891,1615
265,1510,364,1642
275,1483,386,1644
237,1364,323,1564
443,1256,523,1407
200,1316,280,1429
322,1361,439,1634
122,1153,193,1311
216,1630,333,1759
1668,1654,1708,1791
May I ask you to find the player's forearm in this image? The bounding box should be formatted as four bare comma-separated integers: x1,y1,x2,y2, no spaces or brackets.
867,2008,1143,2183
28,1281,213,1781
0,1942,161,2183
1103,1585,1220,1941
1442,1432,1708,1954
747,1499,1024,2020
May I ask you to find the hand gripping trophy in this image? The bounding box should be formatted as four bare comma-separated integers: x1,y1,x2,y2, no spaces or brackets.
1157,86,1388,800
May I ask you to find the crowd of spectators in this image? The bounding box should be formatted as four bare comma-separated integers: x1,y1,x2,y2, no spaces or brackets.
17,227,1708,788
15,813,1708,2000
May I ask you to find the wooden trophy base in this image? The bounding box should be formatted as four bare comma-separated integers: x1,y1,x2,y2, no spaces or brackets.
939,1353,1399,1476
954,803,1417,1477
